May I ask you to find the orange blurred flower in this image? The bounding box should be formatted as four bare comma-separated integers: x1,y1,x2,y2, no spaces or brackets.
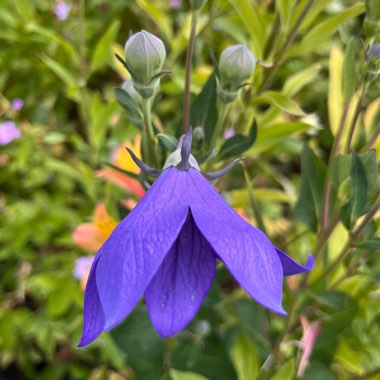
96,137,145,197
72,203,118,253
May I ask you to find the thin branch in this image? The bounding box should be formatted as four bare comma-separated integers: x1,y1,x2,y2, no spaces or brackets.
183,10,198,133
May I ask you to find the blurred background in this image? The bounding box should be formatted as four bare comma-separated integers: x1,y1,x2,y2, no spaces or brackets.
0,0,379,379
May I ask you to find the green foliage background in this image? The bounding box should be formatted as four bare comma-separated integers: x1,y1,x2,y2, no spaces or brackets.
0,0,379,379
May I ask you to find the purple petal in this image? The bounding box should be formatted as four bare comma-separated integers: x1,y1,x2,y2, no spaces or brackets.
275,249,314,276
94,168,189,337
145,213,216,337
187,169,286,315
77,254,105,346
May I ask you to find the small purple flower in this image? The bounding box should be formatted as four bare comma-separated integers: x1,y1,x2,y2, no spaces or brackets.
224,128,235,139
170,0,182,9
54,1,71,21
0,121,21,145
11,98,24,111
78,130,313,346
74,256,95,281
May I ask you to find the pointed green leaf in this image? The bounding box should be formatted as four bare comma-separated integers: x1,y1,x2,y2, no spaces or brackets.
230,332,260,380
90,20,121,74
41,55,80,101
289,4,365,57
217,119,257,160
252,91,305,116
157,133,178,152
342,38,361,101
190,73,218,145
272,359,296,380
341,152,368,227
228,0,266,59
114,87,143,119
169,369,208,380
295,143,326,231
355,238,380,250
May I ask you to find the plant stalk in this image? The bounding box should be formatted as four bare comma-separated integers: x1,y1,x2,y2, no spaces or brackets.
210,101,230,147
183,10,198,133
142,97,159,166
242,166,268,235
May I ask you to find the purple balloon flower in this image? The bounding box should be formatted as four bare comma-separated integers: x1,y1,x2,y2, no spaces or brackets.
0,121,21,145
78,130,313,346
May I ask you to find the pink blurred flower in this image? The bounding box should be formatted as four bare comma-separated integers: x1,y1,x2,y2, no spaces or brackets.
0,121,21,145
11,98,24,111
297,316,322,377
54,1,71,21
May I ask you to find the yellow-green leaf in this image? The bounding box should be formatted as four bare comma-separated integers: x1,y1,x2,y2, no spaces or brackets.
228,0,267,59
328,46,344,135
289,3,365,57
253,91,305,116
230,332,260,380
90,20,121,74
169,369,209,380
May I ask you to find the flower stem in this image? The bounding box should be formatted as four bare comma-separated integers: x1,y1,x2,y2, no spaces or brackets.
320,101,350,232
258,0,314,92
183,10,198,133
142,97,159,167
242,166,268,235
344,83,368,153
310,202,379,286
210,101,230,147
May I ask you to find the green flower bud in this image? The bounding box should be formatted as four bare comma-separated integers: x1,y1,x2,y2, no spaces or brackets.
189,0,207,10
124,30,166,98
217,45,256,103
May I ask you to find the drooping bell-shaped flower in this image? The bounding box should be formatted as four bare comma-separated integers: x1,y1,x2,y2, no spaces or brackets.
78,129,313,346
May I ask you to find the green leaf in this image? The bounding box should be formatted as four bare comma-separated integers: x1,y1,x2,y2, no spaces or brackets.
169,369,208,380
355,238,380,249
276,0,295,31
228,0,267,59
295,143,326,231
217,119,257,160
27,23,80,66
272,359,296,380
342,38,360,101
289,3,365,57
341,152,368,227
283,64,322,97
41,55,80,101
90,20,120,74
230,332,260,380
114,87,143,119
252,91,305,116
157,133,178,152
89,93,118,149
190,73,218,146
